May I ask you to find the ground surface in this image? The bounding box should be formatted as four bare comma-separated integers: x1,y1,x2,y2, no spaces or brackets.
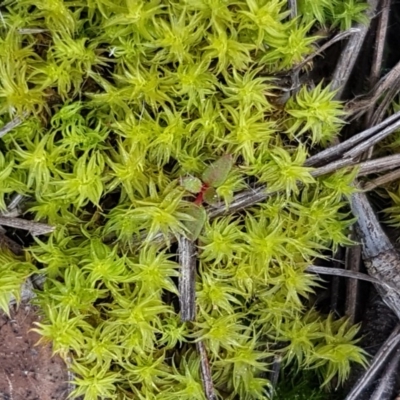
0,304,69,400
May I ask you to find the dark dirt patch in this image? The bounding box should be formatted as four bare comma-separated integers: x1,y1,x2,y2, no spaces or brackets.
0,304,69,400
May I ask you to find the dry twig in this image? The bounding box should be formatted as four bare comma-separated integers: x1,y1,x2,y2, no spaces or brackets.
345,324,400,400
363,168,400,191
0,115,25,139
369,347,400,400
331,0,379,99
0,217,55,236
178,236,197,322
351,191,400,320
196,341,216,400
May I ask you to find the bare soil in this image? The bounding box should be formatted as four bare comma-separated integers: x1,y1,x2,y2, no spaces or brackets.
0,304,69,400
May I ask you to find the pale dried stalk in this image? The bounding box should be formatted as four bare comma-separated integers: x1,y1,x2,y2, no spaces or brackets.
369,347,400,400
365,0,391,129
305,110,400,166
287,0,297,19
331,0,379,99
0,217,54,236
0,115,24,139
345,324,400,400
363,168,400,191
306,265,398,289
309,153,400,178
357,154,400,176
268,354,282,396
178,236,197,322
196,341,216,400
17,28,48,34
371,79,400,127
370,0,390,86
330,248,344,313
350,55,400,121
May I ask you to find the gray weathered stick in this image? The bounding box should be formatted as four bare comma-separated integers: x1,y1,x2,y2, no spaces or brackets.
0,217,55,236
345,324,400,400
178,236,197,322
369,0,390,87
305,110,400,166
357,154,400,176
287,0,297,19
331,0,379,99
363,168,400,191
196,341,216,400
350,190,400,320
0,116,24,139
369,347,400,400
364,0,391,131
306,265,399,290
268,354,282,398
344,101,400,159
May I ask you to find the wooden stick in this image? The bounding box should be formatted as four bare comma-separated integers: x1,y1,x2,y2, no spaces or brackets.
331,0,379,99
196,341,216,400
350,191,400,320
306,265,394,288
268,354,282,398
369,346,400,400
363,168,400,191
0,115,25,139
287,0,297,19
345,324,400,400
305,110,400,167
344,234,362,324
0,217,55,236
178,236,197,322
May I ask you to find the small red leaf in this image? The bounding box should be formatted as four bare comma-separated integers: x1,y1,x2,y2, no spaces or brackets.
203,187,219,206
201,155,233,187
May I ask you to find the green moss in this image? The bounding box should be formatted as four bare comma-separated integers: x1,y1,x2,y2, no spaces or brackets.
0,1,369,399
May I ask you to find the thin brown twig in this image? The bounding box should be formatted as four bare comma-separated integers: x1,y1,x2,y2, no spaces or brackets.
344,231,362,324
196,341,216,400
363,168,400,191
